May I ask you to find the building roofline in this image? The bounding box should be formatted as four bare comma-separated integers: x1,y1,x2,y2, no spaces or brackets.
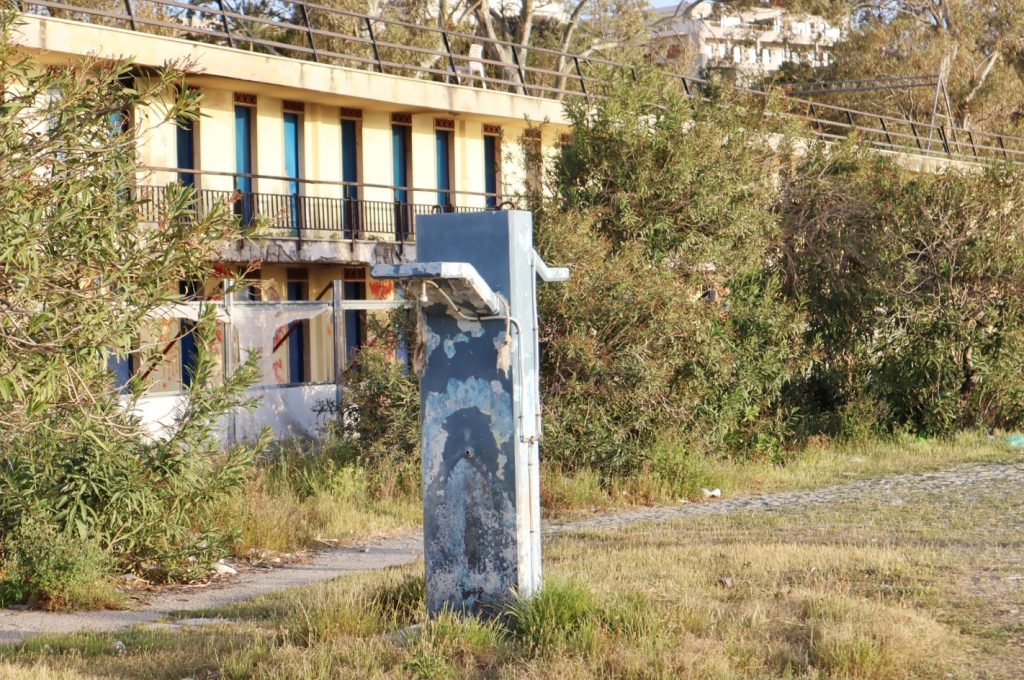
12,15,569,126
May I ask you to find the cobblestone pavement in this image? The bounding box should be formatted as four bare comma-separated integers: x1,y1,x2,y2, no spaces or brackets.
2,461,1021,642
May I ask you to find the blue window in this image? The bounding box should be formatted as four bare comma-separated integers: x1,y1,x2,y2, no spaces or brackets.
341,119,359,236
178,280,201,389
344,281,365,364
392,123,411,239
176,117,196,188
392,123,409,204
234,104,254,226
435,129,452,208
286,278,307,384
484,134,499,209
284,111,302,235
108,353,133,393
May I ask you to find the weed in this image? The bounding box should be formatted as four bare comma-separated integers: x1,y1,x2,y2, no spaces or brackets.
368,573,426,627
502,580,598,657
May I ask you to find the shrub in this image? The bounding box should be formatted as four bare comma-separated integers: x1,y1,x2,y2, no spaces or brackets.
328,314,420,488
0,13,263,592
0,319,260,582
0,515,120,610
537,71,808,475
782,146,1024,435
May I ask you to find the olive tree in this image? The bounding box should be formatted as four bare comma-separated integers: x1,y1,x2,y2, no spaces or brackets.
0,11,261,602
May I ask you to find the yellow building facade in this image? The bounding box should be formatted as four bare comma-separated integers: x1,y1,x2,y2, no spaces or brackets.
11,6,571,439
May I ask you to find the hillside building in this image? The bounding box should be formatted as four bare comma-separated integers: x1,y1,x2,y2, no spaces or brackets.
652,1,842,78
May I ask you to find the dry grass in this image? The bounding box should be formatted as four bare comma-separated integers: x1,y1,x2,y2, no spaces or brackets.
224,447,421,557
227,433,1016,556
543,431,1020,515
5,457,1022,679
0,664,97,680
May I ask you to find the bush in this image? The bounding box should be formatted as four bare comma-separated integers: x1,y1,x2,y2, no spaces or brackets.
327,314,420,488
538,71,808,475
0,318,260,583
0,13,263,593
782,146,1024,435
0,516,120,610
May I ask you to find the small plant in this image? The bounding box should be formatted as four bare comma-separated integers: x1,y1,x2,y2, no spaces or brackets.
369,572,427,627
502,581,600,656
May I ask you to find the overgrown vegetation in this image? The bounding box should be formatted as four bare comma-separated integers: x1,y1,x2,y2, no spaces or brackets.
329,68,1024,494
6,0,1024,613
538,75,807,474
534,69,1024,480
226,442,420,557
0,12,262,606
782,147,1024,436
7,468,1023,678
325,314,421,494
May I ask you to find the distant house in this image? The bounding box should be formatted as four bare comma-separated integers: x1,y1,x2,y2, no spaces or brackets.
652,1,843,79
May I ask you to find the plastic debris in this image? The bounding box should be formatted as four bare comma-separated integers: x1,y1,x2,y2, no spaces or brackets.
212,561,237,576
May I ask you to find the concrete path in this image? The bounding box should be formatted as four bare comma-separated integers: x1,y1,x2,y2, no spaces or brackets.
0,535,422,644
3,461,1022,643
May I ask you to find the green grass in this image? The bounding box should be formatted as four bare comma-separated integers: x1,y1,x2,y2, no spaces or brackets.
4,452,1022,679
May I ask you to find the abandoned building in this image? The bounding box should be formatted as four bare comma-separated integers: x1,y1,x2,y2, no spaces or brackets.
10,0,574,441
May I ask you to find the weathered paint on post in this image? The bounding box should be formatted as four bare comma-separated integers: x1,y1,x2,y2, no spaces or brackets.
373,210,566,616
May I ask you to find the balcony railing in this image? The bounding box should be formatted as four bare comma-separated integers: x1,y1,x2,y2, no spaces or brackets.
135,170,507,243
18,0,1024,165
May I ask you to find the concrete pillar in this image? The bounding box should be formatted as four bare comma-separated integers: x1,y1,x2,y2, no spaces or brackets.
373,210,567,616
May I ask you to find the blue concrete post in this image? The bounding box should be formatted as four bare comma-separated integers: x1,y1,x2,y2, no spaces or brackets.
372,210,567,616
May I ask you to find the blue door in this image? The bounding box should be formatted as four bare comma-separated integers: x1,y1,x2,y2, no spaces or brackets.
392,124,410,238
234,105,253,227
484,134,498,208
341,119,358,235
286,281,306,384
392,124,409,203
284,112,301,235
435,129,452,208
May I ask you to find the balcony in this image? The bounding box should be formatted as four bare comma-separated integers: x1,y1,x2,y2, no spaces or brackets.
137,169,509,247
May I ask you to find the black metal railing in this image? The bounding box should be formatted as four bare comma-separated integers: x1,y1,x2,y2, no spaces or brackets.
135,179,504,243
19,0,1024,165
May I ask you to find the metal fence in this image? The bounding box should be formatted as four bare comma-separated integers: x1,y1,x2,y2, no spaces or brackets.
18,0,1024,164
135,170,505,242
